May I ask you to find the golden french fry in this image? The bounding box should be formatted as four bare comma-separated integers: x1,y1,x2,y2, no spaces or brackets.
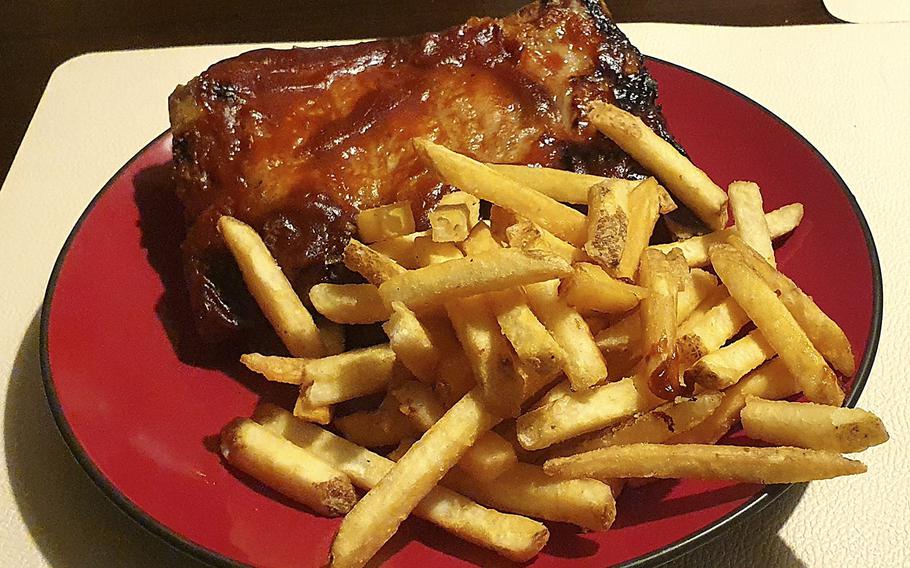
335,398,417,448
506,219,585,263
675,294,751,368
516,377,646,450
639,248,689,399
524,280,607,390
729,181,775,266
301,345,404,407
457,430,519,482
356,201,416,243
390,381,518,481
588,102,728,230
571,392,724,454
253,404,548,563
686,329,776,389
544,443,866,483
487,163,677,214
343,238,406,286
728,235,855,375
710,244,844,405
444,462,616,531
446,294,523,418
293,397,333,425
594,268,718,354
412,235,465,266
741,398,888,453
667,358,800,445
379,248,571,311
429,203,472,243
559,262,646,314
241,353,307,384
218,216,323,358
220,418,355,516
617,177,661,278
414,138,587,245
383,302,441,382
309,283,390,324
329,388,501,568
390,380,448,431
649,203,804,267
369,230,430,269
439,191,481,224
584,181,627,272
428,319,477,406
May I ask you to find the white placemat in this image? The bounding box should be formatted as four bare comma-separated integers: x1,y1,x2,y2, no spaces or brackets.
824,0,910,23
2,22,908,568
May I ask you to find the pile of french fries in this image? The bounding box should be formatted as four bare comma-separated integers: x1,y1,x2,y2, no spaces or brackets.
216,101,888,567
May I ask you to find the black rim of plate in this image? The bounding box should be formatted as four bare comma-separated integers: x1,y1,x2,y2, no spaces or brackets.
39,56,883,568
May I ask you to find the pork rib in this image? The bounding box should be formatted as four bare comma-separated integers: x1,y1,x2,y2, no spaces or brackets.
169,0,678,341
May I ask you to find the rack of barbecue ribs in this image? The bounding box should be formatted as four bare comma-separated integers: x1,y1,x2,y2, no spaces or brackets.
169,0,681,342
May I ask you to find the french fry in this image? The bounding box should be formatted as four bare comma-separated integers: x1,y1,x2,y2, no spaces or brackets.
444,462,616,531
293,397,334,425
729,181,775,266
428,319,477,406
301,345,404,406
446,294,523,418
741,398,888,453
571,392,724,454
343,238,406,285
253,404,548,562
686,329,776,389
309,283,390,324
639,249,689,399
506,220,585,263
329,388,501,568
429,202,473,242
594,268,718,354
588,102,729,230
412,235,465,266
379,248,571,311
649,203,804,267
218,216,323,358
710,244,844,405
728,235,855,375
391,381,518,481
675,294,751,368
616,177,661,279
241,353,308,384
524,280,607,390
667,358,800,445
458,220,500,256
462,223,567,377
584,181,627,272
439,190,481,224
487,163,677,214
544,443,866,483
220,418,355,516
369,230,429,269
559,262,646,314
414,138,588,245
516,377,647,450
390,380,448,431
356,201,416,243
383,302,440,382
335,397,418,448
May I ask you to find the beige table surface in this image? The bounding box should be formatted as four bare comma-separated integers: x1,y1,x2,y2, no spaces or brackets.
1,23,908,568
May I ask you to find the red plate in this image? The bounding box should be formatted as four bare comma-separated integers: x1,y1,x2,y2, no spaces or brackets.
41,57,882,568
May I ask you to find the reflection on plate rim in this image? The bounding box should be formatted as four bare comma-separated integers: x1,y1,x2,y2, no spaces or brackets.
38,56,883,568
